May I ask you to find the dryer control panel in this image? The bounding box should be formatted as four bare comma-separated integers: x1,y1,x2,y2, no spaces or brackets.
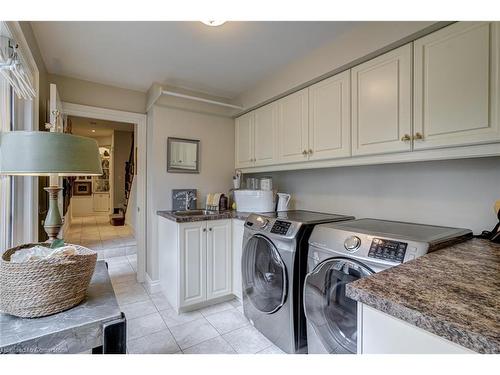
270,220,292,235
368,238,407,263
244,214,302,239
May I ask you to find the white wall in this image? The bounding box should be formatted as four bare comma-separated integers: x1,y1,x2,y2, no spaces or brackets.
238,22,435,108
71,196,94,217
125,176,137,233
146,105,235,280
249,157,500,234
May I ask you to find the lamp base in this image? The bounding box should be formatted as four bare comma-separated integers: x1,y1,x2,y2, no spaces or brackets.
43,186,63,241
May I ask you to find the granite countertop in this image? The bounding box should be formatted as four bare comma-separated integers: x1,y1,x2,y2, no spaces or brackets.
157,209,250,222
0,261,122,353
346,238,500,353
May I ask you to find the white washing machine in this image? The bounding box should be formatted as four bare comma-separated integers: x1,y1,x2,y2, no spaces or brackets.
241,210,354,354
304,218,472,354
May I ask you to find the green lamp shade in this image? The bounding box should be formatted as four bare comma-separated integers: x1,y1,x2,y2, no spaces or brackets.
0,131,103,176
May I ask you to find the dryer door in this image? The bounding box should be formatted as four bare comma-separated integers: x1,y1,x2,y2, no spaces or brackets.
242,234,287,314
304,257,374,353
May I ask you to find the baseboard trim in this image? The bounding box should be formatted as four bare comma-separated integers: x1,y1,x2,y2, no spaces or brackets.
144,273,161,294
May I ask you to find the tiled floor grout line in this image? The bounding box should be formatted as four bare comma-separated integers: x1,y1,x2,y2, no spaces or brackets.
121,254,183,352
94,223,273,354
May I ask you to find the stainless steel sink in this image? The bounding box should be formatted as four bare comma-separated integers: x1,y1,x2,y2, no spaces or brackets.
173,210,219,217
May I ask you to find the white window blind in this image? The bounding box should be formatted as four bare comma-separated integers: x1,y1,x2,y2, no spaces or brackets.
0,74,12,251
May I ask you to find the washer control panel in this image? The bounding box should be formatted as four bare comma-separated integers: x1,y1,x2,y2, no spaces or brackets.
270,220,292,235
368,238,407,263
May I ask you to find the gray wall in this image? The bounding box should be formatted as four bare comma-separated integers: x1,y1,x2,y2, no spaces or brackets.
238,21,435,108
250,157,500,234
146,105,235,280
113,130,133,209
48,73,147,113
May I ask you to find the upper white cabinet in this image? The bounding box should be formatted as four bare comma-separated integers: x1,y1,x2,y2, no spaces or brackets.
234,22,500,172
277,88,309,163
235,103,277,168
254,102,278,166
351,44,413,156
235,112,254,168
308,70,351,160
413,22,500,150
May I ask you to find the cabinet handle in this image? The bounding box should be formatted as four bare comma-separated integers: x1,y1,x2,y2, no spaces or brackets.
203,228,207,232
414,132,424,141
302,150,307,155
401,134,411,142
308,149,313,155
209,228,213,231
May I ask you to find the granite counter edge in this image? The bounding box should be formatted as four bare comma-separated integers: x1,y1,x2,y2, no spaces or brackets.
157,210,248,222
346,283,498,354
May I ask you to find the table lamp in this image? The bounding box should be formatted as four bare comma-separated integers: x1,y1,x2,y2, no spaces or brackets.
0,131,102,241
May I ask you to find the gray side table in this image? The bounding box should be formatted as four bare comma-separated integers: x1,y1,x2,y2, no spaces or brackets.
0,261,126,354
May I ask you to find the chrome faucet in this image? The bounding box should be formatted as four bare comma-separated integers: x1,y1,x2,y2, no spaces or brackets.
185,191,197,210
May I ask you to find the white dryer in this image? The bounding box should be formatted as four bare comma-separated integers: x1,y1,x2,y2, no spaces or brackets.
304,219,472,354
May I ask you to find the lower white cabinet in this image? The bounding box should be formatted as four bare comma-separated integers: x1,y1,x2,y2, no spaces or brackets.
231,219,245,300
179,221,207,306
206,220,232,299
358,303,474,354
159,217,232,313
93,193,110,212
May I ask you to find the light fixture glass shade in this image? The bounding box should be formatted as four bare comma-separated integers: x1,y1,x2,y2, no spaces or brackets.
201,21,226,27
0,131,103,176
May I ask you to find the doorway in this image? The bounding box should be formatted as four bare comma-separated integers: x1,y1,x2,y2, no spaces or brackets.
68,116,134,220
61,102,147,282
64,116,137,262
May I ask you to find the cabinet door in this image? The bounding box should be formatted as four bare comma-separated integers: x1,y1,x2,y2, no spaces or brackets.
414,22,500,150
179,222,207,307
231,219,245,300
278,88,309,163
235,112,255,168
309,70,351,160
93,193,109,212
254,102,278,166
352,44,412,156
206,219,232,299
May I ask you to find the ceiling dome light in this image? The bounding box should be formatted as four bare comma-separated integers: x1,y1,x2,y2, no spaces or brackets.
201,21,226,27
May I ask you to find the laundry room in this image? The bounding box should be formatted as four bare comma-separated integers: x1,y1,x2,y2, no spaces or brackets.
0,3,499,375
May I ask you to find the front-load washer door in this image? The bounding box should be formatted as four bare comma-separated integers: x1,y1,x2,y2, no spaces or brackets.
304,257,374,354
242,234,287,314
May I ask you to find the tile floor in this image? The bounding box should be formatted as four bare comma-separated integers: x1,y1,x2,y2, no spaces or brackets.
108,255,284,354
68,215,283,354
65,215,136,259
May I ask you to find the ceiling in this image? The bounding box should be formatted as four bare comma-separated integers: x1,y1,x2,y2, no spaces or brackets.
70,116,133,138
31,21,360,99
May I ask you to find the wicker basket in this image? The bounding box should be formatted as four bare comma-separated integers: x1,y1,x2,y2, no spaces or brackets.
0,243,97,318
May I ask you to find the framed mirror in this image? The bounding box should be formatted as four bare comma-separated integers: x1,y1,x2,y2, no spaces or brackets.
167,137,200,173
